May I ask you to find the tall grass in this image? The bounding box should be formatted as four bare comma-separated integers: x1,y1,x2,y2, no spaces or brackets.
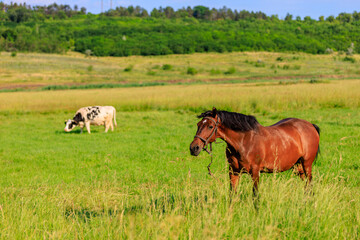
0,80,359,113
1,174,357,238
0,109,358,238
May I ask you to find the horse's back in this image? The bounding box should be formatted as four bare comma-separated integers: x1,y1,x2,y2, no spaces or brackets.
268,118,320,158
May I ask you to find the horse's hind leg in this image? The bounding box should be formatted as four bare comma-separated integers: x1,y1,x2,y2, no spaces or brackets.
250,167,260,197
303,162,313,184
294,158,306,181
250,167,260,210
301,158,314,195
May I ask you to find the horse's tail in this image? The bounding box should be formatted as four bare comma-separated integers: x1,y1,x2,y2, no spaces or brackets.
312,124,320,161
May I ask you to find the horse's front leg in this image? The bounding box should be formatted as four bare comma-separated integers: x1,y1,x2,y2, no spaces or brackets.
226,147,241,194
250,166,260,210
229,166,240,193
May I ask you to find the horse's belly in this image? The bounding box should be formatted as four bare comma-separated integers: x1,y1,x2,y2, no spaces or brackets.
261,154,300,172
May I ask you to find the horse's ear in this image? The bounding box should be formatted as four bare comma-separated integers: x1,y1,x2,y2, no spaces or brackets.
212,107,217,116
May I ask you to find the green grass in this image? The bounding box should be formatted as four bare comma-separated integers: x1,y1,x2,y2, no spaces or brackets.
2,51,360,90
0,108,359,239
0,51,359,238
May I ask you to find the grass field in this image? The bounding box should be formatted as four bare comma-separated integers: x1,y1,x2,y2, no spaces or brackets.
0,76,359,238
1,51,360,90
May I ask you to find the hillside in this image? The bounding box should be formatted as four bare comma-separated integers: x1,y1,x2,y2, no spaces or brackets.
1,14,360,56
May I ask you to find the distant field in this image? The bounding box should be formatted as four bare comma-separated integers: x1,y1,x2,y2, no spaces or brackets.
1,51,360,90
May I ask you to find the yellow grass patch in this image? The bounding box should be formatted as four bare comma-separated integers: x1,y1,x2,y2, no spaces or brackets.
0,79,359,113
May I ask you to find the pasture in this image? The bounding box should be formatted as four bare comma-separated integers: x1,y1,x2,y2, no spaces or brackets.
0,76,359,239
1,51,360,90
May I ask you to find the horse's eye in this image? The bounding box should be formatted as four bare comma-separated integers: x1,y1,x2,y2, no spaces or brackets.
209,126,213,129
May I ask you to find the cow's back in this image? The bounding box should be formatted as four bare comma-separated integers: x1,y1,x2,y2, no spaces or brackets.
76,106,104,125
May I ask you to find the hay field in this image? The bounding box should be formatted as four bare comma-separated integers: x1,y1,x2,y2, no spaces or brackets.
0,79,359,113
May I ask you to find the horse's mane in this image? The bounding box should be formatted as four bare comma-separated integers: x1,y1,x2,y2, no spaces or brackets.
198,109,259,132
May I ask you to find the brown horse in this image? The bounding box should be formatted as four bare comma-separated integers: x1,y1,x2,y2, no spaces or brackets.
190,108,320,196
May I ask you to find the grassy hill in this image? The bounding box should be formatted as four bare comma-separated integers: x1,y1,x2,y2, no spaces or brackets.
1,51,360,91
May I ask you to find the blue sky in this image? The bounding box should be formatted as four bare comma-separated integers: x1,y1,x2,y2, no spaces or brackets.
5,0,360,19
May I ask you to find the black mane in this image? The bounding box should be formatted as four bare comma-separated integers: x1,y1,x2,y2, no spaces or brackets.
198,109,259,132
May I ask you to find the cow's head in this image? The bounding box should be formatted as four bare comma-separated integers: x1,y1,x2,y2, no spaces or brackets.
64,119,77,132
64,113,84,132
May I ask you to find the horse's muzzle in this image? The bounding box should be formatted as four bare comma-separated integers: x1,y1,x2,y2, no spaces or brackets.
190,143,202,156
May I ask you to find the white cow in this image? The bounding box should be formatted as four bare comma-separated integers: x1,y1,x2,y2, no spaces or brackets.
64,106,117,134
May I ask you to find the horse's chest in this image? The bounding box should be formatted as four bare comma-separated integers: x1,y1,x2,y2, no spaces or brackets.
226,147,251,172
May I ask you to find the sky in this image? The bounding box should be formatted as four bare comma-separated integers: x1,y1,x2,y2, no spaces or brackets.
4,0,360,19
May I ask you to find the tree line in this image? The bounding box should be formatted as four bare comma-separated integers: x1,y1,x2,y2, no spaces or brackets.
0,2,360,56
2,2,360,23
0,2,87,22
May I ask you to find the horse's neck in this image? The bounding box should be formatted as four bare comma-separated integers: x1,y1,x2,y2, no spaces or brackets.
218,126,251,153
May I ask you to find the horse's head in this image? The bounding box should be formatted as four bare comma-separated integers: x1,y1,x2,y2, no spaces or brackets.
190,107,220,156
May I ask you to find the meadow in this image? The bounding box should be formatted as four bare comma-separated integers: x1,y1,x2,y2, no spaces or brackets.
0,49,360,239
1,51,360,90
0,51,359,239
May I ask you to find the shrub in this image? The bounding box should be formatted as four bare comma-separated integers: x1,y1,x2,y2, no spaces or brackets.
310,79,320,84
187,67,197,75
224,67,236,75
325,48,334,54
147,70,156,75
276,57,284,61
343,56,356,63
124,65,133,72
84,49,92,57
283,64,290,70
346,42,355,56
162,64,172,70
210,68,222,75
11,52,17,57
87,65,93,72
255,62,265,67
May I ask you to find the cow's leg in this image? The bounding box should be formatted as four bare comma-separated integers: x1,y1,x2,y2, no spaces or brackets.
80,127,83,134
110,120,114,131
85,122,91,134
104,120,110,133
